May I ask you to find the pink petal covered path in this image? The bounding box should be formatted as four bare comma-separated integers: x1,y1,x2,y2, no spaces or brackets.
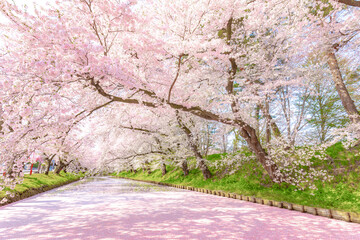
0,177,359,240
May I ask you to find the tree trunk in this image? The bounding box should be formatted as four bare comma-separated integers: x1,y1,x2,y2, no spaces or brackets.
232,129,241,153
63,160,74,174
260,103,282,139
36,163,41,173
161,162,167,176
44,155,55,175
176,111,212,180
238,124,282,182
266,123,271,144
224,18,281,182
197,159,211,180
54,161,65,175
265,101,271,144
229,92,281,181
130,164,136,173
202,125,211,157
197,158,212,180
5,159,15,179
39,164,45,173
222,134,227,154
327,50,360,123
181,160,189,176
144,161,151,174
44,159,51,175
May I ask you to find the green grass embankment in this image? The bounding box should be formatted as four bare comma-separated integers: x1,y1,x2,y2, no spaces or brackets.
113,143,360,214
0,171,83,199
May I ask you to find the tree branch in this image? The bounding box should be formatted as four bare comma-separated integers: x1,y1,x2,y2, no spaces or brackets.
168,54,184,103
87,74,249,128
105,151,166,164
336,0,360,7
118,124,169,137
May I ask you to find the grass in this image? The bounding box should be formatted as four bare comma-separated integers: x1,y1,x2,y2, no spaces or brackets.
0,171,83,199
113,143,360,214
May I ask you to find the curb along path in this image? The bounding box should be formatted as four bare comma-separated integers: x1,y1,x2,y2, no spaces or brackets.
0,178,81,207
114,176,360,224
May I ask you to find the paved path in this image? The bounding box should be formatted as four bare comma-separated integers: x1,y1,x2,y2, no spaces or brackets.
0,177,359,240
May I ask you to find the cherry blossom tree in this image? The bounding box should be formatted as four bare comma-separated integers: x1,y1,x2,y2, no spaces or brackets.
0,0,359,188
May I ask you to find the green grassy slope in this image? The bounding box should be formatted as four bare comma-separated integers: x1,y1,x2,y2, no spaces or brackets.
114,143,360,213
0,172,83,199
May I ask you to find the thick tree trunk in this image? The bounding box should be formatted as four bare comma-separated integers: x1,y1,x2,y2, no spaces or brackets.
181,160,189,176
238,124,282,182
44,155,55,175
161,162,167,176
224,18,282,182
327,50,360,124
